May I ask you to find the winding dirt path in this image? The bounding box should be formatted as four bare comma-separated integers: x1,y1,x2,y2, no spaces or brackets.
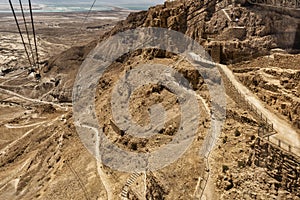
0,87,71,110
0,116,61,155
4,121,46,129
80,123,113,200
218,64,300,155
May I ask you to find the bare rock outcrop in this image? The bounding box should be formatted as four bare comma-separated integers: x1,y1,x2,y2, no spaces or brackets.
48,0,300,69
45,0,300,100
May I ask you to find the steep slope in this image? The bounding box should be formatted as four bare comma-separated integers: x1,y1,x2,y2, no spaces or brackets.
45,0,300,102
1,0,299,199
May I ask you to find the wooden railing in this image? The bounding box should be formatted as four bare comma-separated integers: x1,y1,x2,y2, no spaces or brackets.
218,65,299,159
260,129,300,159
219,66,276,133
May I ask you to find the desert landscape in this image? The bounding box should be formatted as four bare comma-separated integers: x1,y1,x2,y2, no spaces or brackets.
0,0,299,199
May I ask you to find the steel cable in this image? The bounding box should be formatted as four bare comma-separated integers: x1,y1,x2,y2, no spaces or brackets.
70,0,97,47
19,0,35,64
8,0,33,66
28,0,39,68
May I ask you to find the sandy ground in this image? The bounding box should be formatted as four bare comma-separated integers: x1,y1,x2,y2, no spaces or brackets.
0,10,131,69
0,10,132,200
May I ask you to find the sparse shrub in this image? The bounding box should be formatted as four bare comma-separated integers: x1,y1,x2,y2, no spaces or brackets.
222,165,229,173
234,129,241,137
223,136,228,144
237,160,245,168
131,143,138,151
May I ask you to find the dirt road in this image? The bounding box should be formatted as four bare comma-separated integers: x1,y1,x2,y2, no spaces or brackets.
219,64,300,156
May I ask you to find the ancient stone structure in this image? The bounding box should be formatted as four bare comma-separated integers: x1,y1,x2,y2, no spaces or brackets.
247,0,300,8
252,138,300,197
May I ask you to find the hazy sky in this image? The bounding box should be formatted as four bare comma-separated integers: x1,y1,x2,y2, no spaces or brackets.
0,0,165,4
100,0,164,3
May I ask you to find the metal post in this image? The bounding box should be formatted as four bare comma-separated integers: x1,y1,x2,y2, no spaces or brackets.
271,123,273,131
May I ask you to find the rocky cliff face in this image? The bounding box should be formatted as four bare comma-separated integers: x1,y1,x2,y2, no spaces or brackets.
148,0,299,62
107,0,299,63
46,0,300,102
49,0,300,63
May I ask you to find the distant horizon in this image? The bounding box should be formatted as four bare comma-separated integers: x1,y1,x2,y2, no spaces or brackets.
0,0,165,12
0,0,165,5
